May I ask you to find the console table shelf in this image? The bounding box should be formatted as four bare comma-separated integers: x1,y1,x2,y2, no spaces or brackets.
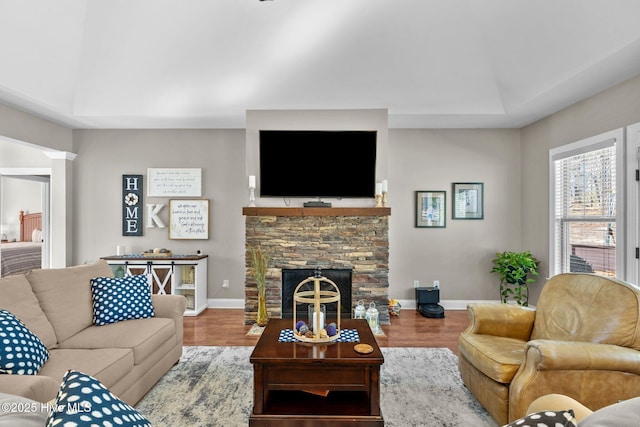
242,207,390,217
102,254,208,316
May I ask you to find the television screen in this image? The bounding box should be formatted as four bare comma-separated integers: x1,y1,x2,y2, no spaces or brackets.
259,130,377,198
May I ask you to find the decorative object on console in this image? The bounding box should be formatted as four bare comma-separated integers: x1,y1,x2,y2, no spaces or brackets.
142,248,172,257
416,190,446,228
490,250,539,306
248,245,269,326
292,268,341,342
452,182,484,220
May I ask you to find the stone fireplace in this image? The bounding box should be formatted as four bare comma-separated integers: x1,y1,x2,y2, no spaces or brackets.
243,207,390,325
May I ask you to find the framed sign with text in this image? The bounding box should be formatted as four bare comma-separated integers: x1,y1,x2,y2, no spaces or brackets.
169,199,209,239
148,168,202,197
122,174,143,236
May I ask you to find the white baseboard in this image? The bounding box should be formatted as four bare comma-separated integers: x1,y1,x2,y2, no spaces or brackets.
207,298,500,310
208,298,245,309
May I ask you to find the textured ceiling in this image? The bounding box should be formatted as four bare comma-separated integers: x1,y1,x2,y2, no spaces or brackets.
1,0,640,129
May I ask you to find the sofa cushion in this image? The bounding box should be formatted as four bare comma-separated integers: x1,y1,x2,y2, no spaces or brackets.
90,275,155,326
26,260,114,343
579,397,640,427
504,409,577,427
38,348,133,391
0,309,49,375
57,317,175,365
458,333,526,383
0,275,57,349
0,392,49,426
46,370,152,427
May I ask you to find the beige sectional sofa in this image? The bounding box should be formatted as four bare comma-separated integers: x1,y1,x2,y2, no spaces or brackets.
0,259,185,405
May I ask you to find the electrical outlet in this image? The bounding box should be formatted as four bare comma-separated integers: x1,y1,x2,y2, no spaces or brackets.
433,280,440,288
222,279,230,288
413,280,420,288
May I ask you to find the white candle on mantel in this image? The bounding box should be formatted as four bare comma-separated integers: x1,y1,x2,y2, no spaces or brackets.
249,175,256,188
375,182,383,196
382,179,388,193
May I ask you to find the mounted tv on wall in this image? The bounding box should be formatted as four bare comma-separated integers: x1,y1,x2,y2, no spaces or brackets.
259,130,377,198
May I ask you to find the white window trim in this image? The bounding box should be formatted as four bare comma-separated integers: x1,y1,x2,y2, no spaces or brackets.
626,123,640,284
548,128,625,279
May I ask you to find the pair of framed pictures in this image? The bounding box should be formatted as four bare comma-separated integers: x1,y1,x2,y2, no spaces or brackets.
415,183,483,228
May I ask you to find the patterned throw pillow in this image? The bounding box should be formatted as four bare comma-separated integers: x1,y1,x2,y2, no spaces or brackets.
0,309,49,375
504,409,577,427
46,370,153,427
90,275,155,326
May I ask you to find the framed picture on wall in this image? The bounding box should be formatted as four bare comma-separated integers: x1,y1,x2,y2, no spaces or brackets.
169,199,210,239
452,182,484,219
415,191,446,228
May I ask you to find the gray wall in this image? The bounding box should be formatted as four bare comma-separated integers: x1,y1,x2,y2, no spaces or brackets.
72,129,247,302
521,73,640,303
71,125,521,306
388,129,522,304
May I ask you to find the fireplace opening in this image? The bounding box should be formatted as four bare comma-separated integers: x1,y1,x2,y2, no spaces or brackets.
281,268,353,319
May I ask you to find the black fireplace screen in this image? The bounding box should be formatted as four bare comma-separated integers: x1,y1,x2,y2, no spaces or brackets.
281,268,353,319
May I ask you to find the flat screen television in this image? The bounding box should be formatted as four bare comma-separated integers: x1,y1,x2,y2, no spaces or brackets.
259,130,377,198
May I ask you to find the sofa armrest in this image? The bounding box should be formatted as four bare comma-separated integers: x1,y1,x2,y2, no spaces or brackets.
509,340,640,421
152,294,186,319
152,294,186,344
523,340,640,374
464,303,536,340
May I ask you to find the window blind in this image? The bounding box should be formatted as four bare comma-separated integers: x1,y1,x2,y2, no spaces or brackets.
553,143,616,276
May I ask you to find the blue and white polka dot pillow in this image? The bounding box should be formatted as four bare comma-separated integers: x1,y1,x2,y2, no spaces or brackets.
46,370,153,427
0,309,49,375
90,275,155,326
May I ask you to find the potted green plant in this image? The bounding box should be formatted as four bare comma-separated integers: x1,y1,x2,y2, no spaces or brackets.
490,251,539,306
248,245,270,326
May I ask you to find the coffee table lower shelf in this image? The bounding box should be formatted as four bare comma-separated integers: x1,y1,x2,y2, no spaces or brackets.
250,390,383,426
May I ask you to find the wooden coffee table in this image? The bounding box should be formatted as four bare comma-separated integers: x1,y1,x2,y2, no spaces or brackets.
249,318,384,426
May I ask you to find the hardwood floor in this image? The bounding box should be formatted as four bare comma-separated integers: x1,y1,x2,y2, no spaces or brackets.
183,308,469,354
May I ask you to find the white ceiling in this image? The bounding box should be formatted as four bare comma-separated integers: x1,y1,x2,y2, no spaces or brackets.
1,0,640,129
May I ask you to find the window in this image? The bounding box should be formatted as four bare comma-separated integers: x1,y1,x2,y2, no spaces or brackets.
549,129,624,278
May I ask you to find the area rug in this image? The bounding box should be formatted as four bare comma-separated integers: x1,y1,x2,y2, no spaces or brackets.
136,346,498,427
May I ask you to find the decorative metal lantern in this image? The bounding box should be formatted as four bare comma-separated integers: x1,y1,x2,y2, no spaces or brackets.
354,299,366,319
365,302,381,334
292,268,341,343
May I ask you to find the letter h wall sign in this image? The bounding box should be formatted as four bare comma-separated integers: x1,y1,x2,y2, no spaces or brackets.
122,175,143,236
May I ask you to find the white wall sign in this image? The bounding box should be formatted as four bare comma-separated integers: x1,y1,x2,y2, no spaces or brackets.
169,199,209,240
148,168,202,197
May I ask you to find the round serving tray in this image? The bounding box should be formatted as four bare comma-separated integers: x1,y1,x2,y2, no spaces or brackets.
293,331,340,343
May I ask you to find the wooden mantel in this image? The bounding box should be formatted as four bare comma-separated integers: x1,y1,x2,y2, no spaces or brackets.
242,207,391,217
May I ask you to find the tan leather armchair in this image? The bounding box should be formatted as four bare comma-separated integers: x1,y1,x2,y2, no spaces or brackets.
458,273,640,425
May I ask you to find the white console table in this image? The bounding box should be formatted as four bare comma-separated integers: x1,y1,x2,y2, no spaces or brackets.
102,254,208,316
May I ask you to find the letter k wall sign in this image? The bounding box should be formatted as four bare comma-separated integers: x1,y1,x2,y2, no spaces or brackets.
122,175,143,236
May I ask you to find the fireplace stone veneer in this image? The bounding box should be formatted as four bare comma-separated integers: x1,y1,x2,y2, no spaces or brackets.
243,207,390,326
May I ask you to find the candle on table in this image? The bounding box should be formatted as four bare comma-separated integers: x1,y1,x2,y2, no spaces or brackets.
249,175,256,188
382,179,388,193
313,311,325,334
375,182,382,196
